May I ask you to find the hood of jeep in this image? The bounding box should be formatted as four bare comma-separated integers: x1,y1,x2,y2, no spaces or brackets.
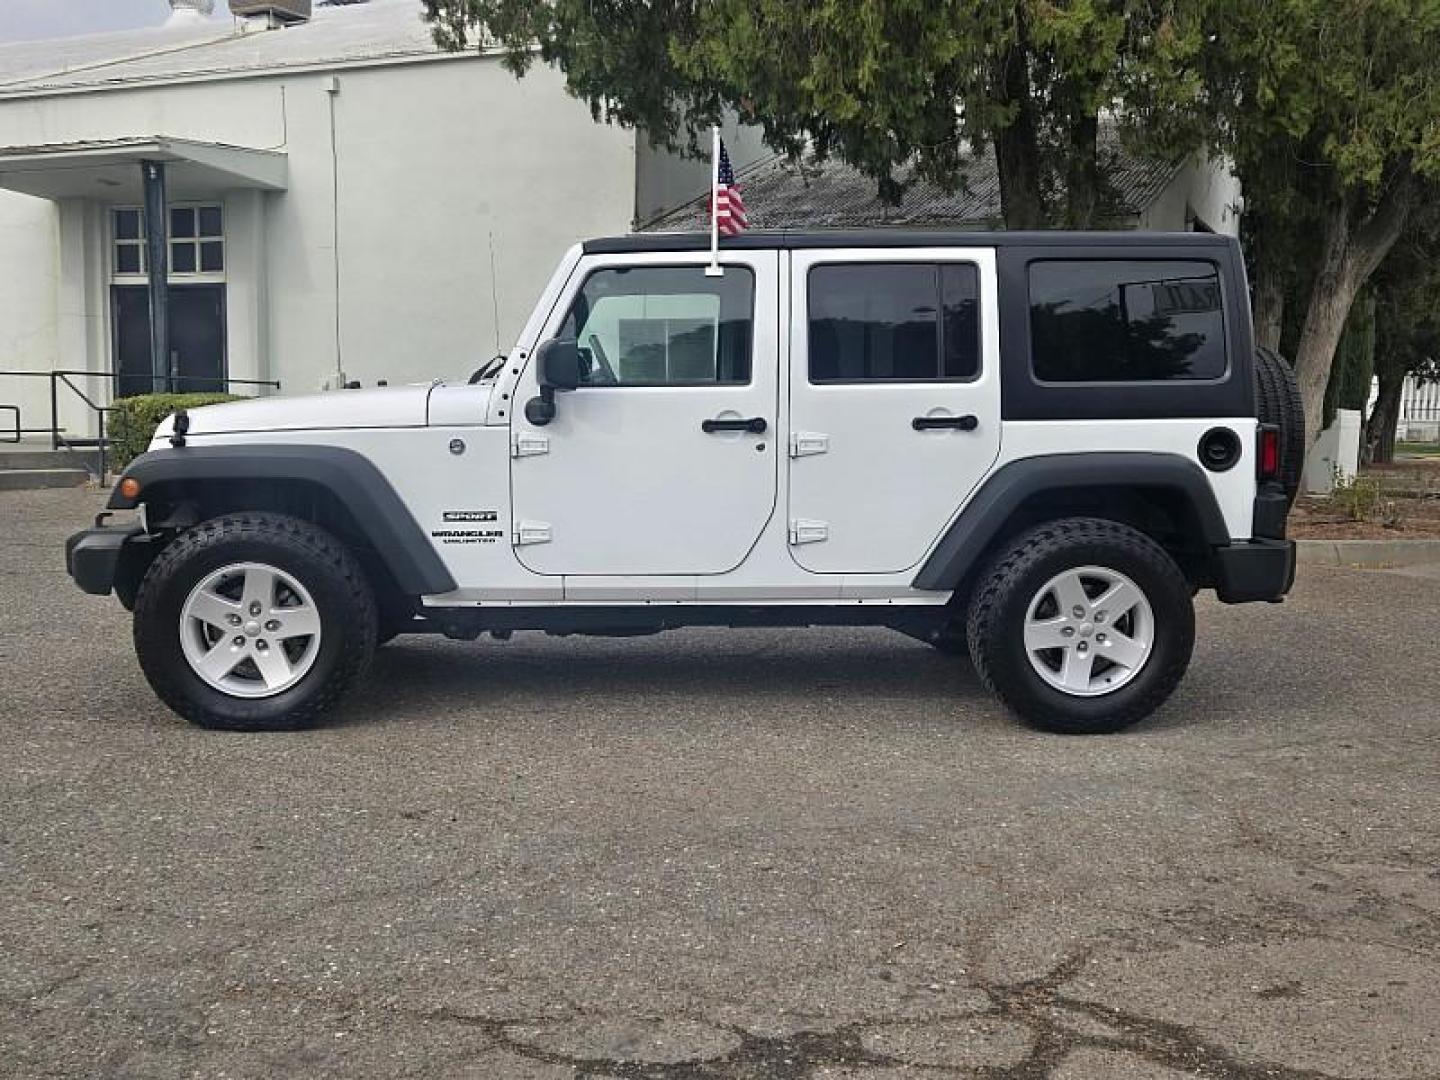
152,384,436,441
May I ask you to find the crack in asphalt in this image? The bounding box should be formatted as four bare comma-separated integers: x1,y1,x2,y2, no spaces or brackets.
425,950,1358,1079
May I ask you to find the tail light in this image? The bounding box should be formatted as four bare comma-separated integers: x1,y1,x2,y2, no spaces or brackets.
1257,425,1281,480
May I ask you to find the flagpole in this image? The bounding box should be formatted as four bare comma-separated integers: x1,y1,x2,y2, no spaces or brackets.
705,124,723,277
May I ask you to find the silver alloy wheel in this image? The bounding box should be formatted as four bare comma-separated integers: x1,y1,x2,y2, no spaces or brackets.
1023,565,1155,698
179,562,323,699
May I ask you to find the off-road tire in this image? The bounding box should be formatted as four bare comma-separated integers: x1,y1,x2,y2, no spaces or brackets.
133,513,378,731
966,518,1194,735
1254,346,1305,505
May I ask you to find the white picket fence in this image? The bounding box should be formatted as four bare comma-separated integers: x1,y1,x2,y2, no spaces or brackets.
1398,375,1440,442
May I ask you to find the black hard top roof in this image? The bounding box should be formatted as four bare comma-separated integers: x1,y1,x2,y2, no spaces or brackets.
582,229,1238,255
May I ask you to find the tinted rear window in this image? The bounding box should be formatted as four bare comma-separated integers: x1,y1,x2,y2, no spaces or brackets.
1028,260,1227,382
809,263,980,382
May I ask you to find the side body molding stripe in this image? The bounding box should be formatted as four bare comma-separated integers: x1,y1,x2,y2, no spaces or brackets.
109,445,457,595
912,452,1230,591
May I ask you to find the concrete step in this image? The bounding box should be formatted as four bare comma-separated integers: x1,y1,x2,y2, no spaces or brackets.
0,468,90,492
0,447,99,472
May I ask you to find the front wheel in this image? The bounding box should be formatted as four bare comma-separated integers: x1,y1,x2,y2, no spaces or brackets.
133,514,378,731
965,518,1195,734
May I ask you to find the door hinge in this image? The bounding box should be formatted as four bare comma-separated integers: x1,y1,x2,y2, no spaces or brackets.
788,518,829,545
788,431,830,458
511,432,550,458
513,520,552,545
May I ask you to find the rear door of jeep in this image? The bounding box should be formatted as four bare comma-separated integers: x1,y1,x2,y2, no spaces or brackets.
786,246,1003,574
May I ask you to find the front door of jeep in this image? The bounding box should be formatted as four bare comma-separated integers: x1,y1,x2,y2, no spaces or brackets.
510,252,779,576
786,249,1003,574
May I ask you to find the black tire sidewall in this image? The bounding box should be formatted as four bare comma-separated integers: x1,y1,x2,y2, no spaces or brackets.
1255,347,1305,506
971,524,1194,734
134,518,375,730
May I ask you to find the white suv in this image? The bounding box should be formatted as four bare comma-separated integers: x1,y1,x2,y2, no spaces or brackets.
67,230,1301,734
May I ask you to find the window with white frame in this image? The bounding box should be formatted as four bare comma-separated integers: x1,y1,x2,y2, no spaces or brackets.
112,204,225,279
169,205,224,275
113,208,147,276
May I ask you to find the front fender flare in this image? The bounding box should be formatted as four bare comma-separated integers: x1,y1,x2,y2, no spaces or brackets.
109,445,457,596
912,452,1231,591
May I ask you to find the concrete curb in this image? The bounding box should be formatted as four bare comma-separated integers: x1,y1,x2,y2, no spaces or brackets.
1296,538,1440,569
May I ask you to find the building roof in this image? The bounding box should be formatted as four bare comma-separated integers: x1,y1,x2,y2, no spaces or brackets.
642,132,1182,232
0,0,453,98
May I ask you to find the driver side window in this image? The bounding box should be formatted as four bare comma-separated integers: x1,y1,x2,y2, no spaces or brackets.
559,265,754,386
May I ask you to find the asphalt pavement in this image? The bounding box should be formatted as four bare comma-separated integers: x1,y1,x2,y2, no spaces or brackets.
2,487,1438,1079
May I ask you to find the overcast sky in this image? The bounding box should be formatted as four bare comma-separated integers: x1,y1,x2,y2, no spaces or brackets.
0,1,234,44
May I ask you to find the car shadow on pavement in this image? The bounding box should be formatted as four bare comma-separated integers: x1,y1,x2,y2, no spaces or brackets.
331,629,1000,732
316,623,1332,737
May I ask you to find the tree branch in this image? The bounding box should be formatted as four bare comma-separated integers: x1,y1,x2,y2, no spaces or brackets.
1350,166,1415,282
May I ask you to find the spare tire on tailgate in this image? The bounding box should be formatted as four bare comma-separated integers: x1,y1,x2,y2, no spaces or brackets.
1253,346,1305,506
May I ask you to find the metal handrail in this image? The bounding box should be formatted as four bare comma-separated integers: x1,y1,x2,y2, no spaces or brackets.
53,372,116,478
0,369,282,478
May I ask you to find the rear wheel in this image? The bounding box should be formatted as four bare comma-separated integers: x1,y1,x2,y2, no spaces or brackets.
133,513,378,731
966,518,1194,734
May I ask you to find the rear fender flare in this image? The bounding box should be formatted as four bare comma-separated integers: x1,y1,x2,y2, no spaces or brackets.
912,452,1230,591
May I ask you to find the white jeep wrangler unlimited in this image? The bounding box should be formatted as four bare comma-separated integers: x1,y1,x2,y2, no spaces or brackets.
67,231,1301,735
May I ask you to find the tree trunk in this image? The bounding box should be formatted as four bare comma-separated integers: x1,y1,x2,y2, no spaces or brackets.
991,14,1046,230
1245,183,1287,350
1252,266,1285,351
1365,366,1405,464
1293,259,1358,451
994,118,1046,229
1063,111,1102,229
1291,180,1412,449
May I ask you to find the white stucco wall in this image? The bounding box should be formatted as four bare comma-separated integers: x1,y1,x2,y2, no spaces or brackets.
1138,152,1241,236
0,190,59,437
318,58,638,391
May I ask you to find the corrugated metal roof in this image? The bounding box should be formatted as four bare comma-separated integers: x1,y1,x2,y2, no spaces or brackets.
0,0,448,97
642,133,1182,232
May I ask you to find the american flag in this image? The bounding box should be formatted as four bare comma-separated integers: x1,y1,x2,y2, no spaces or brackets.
714,139,748,236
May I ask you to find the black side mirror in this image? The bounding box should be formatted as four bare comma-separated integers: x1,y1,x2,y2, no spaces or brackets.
527,338,582,427
536,338,583,391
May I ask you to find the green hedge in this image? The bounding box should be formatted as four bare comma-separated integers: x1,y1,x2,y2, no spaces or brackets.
109,392,240,471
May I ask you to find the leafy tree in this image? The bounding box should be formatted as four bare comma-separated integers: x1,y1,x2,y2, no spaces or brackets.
1140,0,1440,448
421,1,1205,229
1365,235,1440,463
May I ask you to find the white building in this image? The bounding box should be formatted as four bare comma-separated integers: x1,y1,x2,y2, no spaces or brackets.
0,0,765,443
0,0,1237,451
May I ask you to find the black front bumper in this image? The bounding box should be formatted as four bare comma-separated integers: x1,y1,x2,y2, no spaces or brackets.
66,521,144,597
1212,538,1296,604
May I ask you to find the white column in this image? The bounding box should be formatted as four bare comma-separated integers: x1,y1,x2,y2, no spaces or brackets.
55,199,108,439
223,189,269,392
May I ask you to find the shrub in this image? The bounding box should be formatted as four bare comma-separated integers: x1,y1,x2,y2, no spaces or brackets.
109,392,240,471
1330,467,1405,528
